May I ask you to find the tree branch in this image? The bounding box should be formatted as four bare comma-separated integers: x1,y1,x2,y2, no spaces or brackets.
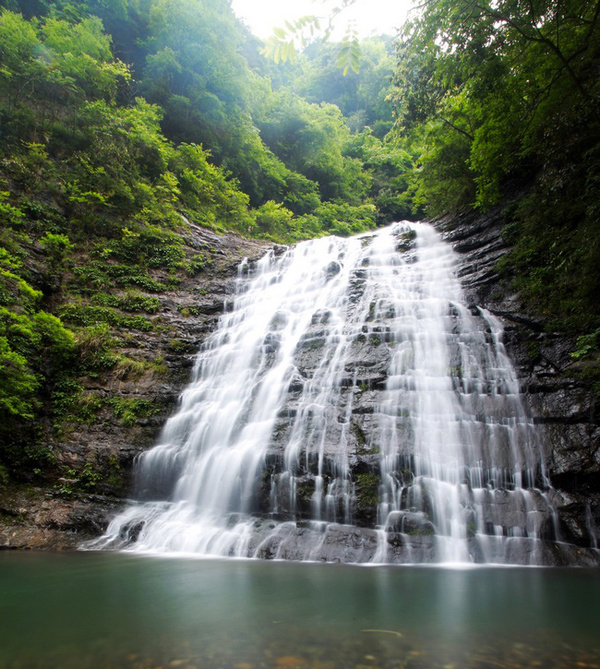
439,115,474,141
472,1,593,102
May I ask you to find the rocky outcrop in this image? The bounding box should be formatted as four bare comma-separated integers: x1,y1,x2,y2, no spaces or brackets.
2,213,598,561
436,209,600,551
0,223,269,550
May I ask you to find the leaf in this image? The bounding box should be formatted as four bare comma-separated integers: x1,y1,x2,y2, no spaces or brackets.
335,34,361,75
288,41,297,63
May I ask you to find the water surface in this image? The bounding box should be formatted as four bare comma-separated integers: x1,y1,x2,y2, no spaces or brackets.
1,552,599,668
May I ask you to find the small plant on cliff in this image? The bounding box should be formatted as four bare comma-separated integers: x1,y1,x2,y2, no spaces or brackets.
571,329,600,361
355,472,380,507
108,397,160,427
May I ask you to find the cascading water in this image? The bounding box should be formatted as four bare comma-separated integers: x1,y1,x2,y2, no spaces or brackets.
96,222,573,564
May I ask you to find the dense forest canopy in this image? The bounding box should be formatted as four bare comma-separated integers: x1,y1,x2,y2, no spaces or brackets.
391,0,599,328
0,0,598,486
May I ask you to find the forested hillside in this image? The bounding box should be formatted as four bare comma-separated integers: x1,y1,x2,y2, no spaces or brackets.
388,0,600,408
0,0,403,488
0,0,598,494
390,0,600,336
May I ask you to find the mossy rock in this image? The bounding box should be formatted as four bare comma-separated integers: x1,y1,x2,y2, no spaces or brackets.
353,471,380,526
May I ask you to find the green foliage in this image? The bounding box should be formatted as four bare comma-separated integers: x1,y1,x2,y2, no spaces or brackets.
295,37,396,134
261,3,368,76
255,90,369,205
40,232,75,286
335,30,360,76
0,336,39,419
60,302,154,331
79,460,103,489
571,330,600,361
32,311,76,365
108,396,160,426
308,202,376,237
0,267,42,311
0,11,43,119
0,253,77,475
40,233,74,262
569,329,600,395
261,14,321,65
54,460,105,495
252,201,296,241
0,306,75,374
344,129,416,222
97,225,185,270
390,0,600,213
113,354,168,381
386,0,600,348
355,472,380,513
41,16,130,99
72,261,168,293
0,190,25,228
170,142,252,229
185,253,211,276
91,290,162,313
1,0,403,244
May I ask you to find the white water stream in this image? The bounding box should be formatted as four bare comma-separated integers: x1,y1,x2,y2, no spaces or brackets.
97,222,560,564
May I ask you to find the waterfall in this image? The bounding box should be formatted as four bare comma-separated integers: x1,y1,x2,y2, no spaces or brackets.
96,222,565,564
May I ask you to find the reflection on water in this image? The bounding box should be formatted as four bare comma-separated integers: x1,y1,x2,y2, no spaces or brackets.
0,552,599,668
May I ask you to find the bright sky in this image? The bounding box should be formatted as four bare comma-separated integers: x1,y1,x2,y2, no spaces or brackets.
231,0,416,41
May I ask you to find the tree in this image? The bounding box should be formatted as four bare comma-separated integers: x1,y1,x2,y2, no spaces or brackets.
389,0,600,211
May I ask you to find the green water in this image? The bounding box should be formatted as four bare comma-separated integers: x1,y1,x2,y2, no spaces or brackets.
0,552,599,668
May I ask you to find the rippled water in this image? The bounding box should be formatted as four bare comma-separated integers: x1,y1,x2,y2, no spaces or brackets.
1,552,599,668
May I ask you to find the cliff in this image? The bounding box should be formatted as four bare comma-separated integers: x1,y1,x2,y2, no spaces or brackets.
1,213,598,562
0,223,269,549
437,209,599,551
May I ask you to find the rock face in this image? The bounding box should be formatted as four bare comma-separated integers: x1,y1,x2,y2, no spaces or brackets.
2,214,598,564
0,223,269,550
88,221,598,566
436,209,599,553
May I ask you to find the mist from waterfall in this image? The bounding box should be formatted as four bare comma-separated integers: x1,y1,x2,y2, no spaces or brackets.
96,222,566,564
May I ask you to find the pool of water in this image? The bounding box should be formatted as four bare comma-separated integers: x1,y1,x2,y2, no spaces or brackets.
0,552,599,668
